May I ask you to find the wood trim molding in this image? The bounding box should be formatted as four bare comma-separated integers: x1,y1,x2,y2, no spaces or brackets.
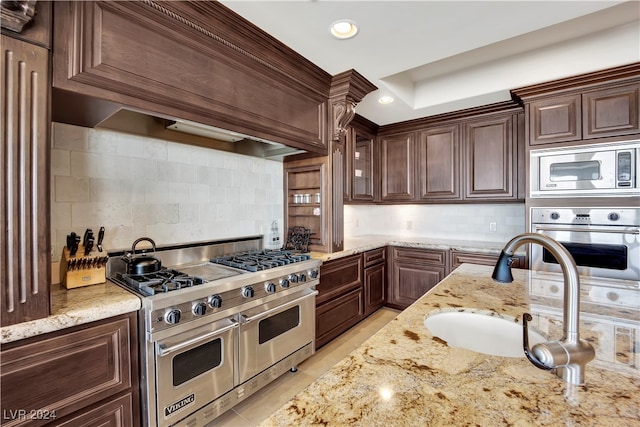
329,69,378,141
0,0,36,33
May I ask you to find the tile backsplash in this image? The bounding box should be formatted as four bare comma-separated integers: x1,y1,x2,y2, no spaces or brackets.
51,123,284,260
344,203,525,243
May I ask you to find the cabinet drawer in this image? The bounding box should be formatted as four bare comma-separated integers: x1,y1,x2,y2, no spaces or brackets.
0,315,134,427
316,288,363,348
450,250,525,270
53,392,134,427
363,247,386,267
316,254,363,305
391,247,447,266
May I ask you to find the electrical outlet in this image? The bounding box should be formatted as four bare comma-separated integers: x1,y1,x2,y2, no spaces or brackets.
407,220,413,230
489,222,497,232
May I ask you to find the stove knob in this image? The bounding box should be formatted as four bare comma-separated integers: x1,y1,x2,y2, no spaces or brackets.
164,309,182,325
208,295,223,308
192,302,207,316
279,278,290,288
550,212,560,220
242,286,255,298
308,269,319,279
608,212,620,221
299,273,307,282
265,281,276,293
289,274,299,283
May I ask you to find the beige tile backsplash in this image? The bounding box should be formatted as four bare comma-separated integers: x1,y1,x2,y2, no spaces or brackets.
50,123,284,261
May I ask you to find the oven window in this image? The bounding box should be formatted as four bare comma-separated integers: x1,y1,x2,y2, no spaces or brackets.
173,339,222,386
543,242,627,270
258,306,300,344
550,161,600,181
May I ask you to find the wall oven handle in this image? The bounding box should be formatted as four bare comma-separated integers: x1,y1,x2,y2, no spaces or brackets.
534,226,640,235
157,319,238,356
240,290,319,325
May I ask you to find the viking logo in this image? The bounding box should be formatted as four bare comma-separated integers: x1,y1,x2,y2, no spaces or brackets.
165,394,195,417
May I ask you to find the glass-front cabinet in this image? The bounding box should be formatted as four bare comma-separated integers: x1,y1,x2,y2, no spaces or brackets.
345,116,378,202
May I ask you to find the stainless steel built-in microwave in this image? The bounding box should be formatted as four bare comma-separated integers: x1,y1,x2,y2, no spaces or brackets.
530,141,640,197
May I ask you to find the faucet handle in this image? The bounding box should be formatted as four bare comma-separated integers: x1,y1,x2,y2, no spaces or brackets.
523,313,552,370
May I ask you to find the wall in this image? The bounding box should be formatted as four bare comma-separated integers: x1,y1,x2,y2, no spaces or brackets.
344,203,525,243
50,123,284,261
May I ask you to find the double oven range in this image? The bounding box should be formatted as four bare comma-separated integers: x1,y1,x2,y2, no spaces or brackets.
108,237,321,427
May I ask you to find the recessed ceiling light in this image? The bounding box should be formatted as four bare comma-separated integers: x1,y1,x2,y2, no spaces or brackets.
378,95,394,105
330,20,358,40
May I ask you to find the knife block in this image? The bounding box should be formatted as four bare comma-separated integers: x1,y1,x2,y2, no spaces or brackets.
59,246,107,289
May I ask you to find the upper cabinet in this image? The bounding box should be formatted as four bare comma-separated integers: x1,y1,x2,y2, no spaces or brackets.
375,101,524,204
345,114,379,202
379,133,416,202
52,1,331,155
513,63,640,147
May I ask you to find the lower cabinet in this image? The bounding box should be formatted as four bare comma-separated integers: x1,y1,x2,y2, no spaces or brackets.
363,248,386,316
387,247,447,310
315,254,364,348
0,312,140,427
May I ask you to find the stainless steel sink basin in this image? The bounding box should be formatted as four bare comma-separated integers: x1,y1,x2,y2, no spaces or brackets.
424,311,546,358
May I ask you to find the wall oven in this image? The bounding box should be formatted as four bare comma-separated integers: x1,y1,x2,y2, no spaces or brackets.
530,141,640,197
530,207,640,281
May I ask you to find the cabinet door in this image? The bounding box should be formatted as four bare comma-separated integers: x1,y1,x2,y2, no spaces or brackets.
1,35,50,325
364,262,385,316
380,133,415,201
583,84,640,139
352,134,375,201
418,125,460,200
463,115,517,199
529,95,582,145
316,287,363,348
0,314,136,427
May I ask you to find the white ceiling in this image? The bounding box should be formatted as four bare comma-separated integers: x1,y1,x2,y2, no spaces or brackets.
220,1,640,126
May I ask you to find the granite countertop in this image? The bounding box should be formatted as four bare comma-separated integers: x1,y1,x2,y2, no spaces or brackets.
310,235,522,261
0,281,141,344
261,264,640,426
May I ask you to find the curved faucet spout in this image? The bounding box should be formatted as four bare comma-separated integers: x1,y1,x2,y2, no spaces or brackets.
492,233,595,385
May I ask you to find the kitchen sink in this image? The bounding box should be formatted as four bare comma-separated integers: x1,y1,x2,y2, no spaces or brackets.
424,310,546,358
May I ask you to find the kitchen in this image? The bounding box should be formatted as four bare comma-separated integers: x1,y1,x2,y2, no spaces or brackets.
1,1,639,426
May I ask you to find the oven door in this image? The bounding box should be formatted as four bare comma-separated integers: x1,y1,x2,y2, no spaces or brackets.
238,288,318,384
538,150,616,192
531,224,640,281
155,317,238,427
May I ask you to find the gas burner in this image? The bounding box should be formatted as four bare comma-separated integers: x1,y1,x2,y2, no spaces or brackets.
211,250,311,272
119,269,205,296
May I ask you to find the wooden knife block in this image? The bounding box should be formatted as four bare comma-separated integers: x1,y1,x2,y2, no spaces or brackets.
59,246,106,289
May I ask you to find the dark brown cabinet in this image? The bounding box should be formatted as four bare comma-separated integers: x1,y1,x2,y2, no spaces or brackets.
514,65,640,147
529,94,582,145
379,132,416,202
583,84,640,139
0,313,140,426
418,125,460,200
315,254,364,348
1,27,51,325
463,115,518,200
387,247,447,310
345,115,379,203
363,248,386,316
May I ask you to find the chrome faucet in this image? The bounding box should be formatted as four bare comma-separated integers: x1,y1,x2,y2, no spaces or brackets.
492,233,595,385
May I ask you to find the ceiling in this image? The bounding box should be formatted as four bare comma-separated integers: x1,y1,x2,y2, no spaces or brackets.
220,1,640,126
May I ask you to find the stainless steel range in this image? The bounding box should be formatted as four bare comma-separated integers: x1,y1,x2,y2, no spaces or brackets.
108,236,321,427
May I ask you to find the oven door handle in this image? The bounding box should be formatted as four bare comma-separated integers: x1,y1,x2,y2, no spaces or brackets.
240,290,319,325
157,319,238,356
534,226,640,235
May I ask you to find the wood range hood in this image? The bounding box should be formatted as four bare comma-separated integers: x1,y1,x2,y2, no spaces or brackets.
52,88,308,161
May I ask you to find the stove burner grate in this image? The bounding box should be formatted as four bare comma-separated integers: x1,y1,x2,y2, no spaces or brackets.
119,269,205,296
210,250,311,272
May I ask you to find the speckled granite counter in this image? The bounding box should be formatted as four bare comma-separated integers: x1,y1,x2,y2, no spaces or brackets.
310,235,522,261
261,264,640,426
0,281,141,344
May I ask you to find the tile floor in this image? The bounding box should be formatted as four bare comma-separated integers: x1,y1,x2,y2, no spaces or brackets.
207,307,400,426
